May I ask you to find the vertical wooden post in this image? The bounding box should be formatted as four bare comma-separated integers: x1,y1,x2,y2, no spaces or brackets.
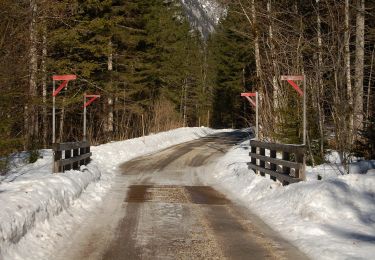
282,149,291,185
282,152,290,176
251,146,256,164
53,144,61,173
79,146,85,166
295,152,306,180
270,150,277,181
259,147,265,176
65,149,72,171
52,80,56,144
73,148,79,169
250,142,257,174
85,146,91,164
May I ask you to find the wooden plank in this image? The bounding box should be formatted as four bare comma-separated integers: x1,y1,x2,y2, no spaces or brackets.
269,150,277,181
250,146,256,165
53,150,62,173
249,153,302,169
65,149,72,171
247,163,300,184
282,152,290,175
53,141,90,151
52,75,76,81
79,147,86,166
281,75,304,81
85,147,91,164
259,148,265,176
73,149,79,170
59,153,92,167
295,153,305,180
250,140,305,154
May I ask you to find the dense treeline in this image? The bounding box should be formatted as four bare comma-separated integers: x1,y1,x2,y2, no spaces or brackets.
209,0,375,163
0,0,374,169
0,0,210,160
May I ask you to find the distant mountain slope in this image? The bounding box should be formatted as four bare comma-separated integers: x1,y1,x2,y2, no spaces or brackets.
180,0,225,39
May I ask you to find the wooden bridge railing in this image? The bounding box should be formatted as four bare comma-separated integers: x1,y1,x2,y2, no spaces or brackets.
53,141,91,173
248,140,305,185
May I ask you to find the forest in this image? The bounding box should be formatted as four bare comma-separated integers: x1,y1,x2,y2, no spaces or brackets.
0,0,374,168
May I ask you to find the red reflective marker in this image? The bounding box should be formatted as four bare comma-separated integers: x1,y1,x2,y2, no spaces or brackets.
245,96,256,107
84,95,100,108
241,92,257,97
281,75,304,81
281,75,304,96
52,75,77,81
281,75,307,147
52,80,68,97
287,80,303,96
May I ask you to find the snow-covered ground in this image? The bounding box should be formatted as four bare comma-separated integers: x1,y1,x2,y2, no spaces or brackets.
200,140,375,260
0,127,221,259
1,128,374,259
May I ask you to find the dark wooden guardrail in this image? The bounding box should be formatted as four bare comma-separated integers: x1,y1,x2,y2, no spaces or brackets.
53,141,91,173
248,140,305,185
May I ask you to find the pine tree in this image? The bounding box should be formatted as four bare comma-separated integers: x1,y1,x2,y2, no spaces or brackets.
207,2,254,128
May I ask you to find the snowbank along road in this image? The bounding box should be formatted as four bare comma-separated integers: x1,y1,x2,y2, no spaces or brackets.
55,131,308,259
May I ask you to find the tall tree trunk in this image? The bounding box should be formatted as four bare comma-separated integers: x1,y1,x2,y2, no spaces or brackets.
267,1,277,107
354,0,365,134
366,44,374,120
345,0,354,138
26,0,38,144
58,97,65,143
183,79,188,127
42,24,48,148
316,0,325,157
238,0,261,78
252,0,261,78
106,41,114,137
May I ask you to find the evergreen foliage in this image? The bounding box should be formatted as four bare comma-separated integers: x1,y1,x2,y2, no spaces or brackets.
207,3,254,128
0,0,374,162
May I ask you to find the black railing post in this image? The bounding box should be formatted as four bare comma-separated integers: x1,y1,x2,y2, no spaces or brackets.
259,147,265,176
270,150,277,181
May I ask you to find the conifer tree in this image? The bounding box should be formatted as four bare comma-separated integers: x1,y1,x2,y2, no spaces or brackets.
207,2,254,128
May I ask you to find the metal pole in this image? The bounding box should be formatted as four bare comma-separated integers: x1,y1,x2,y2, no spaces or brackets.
52,80,56,144
142,114,145,143
207,110,210,128
83,95,87,141
256,91,259,140
303,75,307,145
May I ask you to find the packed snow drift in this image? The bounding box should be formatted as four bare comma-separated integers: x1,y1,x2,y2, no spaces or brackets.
1,128,374,260
0,127,221,259
200,139,375,260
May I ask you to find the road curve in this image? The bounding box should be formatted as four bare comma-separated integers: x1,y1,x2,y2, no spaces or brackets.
55,131,308,260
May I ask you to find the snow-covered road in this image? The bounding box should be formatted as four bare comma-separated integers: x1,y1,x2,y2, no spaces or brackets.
52,131,307,259
1,127,374,259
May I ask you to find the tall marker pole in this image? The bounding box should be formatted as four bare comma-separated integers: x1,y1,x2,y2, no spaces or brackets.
241,92,258,139
52,75,76,144
256,91,259,140
83,94,100,141
303,75,307,145
83,94,87,141
52,80,56,144
281,75,305,145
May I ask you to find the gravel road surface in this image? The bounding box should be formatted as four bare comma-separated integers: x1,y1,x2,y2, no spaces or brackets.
56,131,308,260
